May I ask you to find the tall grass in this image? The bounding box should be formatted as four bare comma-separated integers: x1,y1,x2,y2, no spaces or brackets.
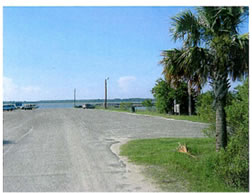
120,138,240,192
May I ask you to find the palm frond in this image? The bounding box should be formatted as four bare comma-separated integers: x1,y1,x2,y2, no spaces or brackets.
228,33,249,81
170,10,202,46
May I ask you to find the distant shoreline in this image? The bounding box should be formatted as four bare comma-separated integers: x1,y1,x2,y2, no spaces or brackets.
3,98,155,104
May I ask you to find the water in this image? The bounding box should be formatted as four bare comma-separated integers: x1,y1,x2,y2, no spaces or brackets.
3,101,100,109
36,103,153,110
37,102,102,109
4,100,155,110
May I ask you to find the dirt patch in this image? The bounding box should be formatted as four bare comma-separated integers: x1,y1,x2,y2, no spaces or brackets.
110,138,161,192
110,138,189,192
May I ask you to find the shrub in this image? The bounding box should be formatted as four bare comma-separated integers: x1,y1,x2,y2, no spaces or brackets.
152,79,175,113
195,91,234,137
225,80,248,134
195,91,215,122
152,78,190,114
142,99,154,111
215,79,249,191
195,91,216,137
216,126,248,190
120,102,132,110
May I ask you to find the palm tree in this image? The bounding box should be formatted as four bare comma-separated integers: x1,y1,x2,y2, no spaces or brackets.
168,7,248,151
160,48,203,116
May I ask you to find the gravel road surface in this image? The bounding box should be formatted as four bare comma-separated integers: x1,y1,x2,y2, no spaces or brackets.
3,109,207,192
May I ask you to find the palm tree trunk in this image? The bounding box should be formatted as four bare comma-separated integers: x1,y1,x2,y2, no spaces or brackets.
215,99,227,151
212,73,229,151
188,80,192,116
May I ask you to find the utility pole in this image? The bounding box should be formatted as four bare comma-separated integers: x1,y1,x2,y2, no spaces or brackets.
74,88,76,107
104,77,109,109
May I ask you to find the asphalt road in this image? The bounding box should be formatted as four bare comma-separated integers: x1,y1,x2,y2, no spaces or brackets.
3,108,207,192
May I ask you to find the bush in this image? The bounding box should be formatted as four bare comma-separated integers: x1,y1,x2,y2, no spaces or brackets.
195,91,216,137
216,126,248,190
142,99,154,111
225,80,248,134
151,79,174,113
120,102,132,110
195,91,215,122
195,91,235,137
215,79,249,191
152,78,190,114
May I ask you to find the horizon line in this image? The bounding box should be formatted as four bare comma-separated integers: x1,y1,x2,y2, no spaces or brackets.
3,97,155,103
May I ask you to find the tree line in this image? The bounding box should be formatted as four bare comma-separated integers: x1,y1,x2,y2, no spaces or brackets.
153,7,248,151
145,7,249,190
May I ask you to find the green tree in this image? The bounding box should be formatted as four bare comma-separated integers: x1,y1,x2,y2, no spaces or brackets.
160,49,202,116
152,79,174,113
142,99,154,111
196,91,215,123
152,78,189,114
167,7,248,151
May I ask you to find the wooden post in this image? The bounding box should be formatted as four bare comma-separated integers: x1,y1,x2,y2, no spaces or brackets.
74,88,76,107
104,77,109,109
105,79,107,109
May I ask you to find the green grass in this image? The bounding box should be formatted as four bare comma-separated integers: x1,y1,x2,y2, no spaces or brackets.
96,106,209,123
135,110,209,123
120,138,239,192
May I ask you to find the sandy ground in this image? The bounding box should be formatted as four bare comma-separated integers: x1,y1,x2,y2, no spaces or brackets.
3,108,207,192
110,138,160,192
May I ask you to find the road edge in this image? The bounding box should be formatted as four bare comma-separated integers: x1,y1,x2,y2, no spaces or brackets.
110,138,161,192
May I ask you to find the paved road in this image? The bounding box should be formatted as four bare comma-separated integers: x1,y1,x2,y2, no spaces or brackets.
3,109,207,192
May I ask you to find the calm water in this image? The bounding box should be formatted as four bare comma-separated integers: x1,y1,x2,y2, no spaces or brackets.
4,101,153,110
37,102,149,110
37,102,99,109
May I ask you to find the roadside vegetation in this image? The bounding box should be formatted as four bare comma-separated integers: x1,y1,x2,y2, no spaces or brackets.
119,78,248,192
97,105,208,123
160,7,248,151
118,7,249,192
98,80,248,191
120,138,236,192
136,111,208,123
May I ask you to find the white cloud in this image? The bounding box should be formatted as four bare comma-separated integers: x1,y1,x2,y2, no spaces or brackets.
21,86,41,93
118,76,136,93
3,76,41,101
3,77,18,101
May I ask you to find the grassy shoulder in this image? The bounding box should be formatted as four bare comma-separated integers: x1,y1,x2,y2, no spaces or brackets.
120,138,239,192
135,110,209,123
96,106,209,123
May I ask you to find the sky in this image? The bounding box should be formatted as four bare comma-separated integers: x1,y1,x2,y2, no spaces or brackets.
3,7,249,101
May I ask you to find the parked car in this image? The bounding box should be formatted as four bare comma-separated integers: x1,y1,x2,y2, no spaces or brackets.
22,104,39,110
74,105,82,108
15,102,23,109
3,104,17,111
82,104,95,109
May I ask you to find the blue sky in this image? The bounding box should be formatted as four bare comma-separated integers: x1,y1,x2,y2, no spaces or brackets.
3,7,249,101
